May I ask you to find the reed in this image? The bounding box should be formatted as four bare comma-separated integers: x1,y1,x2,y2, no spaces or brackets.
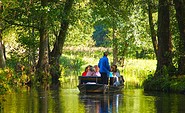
121,59,156,87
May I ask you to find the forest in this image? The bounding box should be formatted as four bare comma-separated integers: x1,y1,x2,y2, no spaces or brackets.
0,0,185,94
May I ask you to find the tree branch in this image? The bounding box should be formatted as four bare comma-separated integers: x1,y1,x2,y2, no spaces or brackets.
3,19,39,29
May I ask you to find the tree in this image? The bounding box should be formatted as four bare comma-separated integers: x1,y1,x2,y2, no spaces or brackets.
173,0,185,75
93,25,109,47
147,0,158,58
49,0,74,83
36,0,50,83
155,0,173,76
0,1,6,68
1,0,75,84
91,0,130,64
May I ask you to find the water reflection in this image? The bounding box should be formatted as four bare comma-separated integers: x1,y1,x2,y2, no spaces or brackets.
79,93,122,113
37,87,62,113
1,84,185,113
144,91,185,113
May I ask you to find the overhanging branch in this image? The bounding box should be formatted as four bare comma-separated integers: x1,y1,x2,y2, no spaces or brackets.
3,19,39,29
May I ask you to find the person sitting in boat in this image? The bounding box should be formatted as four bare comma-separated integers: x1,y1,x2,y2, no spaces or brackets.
82,65,91,76
94,65,101,76
111,64,120,86
86,66,96,76
109,66,115,85
109,66,114,77
112,64,120,77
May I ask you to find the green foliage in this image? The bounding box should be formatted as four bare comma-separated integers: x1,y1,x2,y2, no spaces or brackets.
0,0,184,94
92,25,109,47
63,46,108,59
136,49,155,59
89,0,154,59
6,44,32,69
17,28,39,49
170,78,185,93
59,55,86,76
143,66,178,92
65,24,95,47
0,69,8,95
143,75,185,93
143,75,171,92
64,0,96,47
0,68,30,95
123,59,156,87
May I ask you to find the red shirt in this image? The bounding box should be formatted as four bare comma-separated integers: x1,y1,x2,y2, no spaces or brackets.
82,71,87,76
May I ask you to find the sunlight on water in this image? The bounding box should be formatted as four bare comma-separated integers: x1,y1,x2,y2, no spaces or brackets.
1,78,185,113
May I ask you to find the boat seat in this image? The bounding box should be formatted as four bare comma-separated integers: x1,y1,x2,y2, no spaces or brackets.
79,76,102,84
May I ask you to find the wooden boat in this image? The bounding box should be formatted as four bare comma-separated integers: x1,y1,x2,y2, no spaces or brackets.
77,76,124,94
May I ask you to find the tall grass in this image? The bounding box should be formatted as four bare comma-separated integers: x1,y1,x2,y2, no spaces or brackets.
122,59,156,88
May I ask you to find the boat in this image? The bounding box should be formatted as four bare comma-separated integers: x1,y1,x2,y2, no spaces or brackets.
77,76,124,94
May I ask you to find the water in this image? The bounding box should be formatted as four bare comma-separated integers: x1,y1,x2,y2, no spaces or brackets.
1,84,185,113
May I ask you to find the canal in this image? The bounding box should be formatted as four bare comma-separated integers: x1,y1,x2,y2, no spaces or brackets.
1,80,185,113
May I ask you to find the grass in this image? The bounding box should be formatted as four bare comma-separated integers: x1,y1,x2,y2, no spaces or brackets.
122,59,156,87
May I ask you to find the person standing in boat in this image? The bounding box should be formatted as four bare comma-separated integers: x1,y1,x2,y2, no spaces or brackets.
98,51,111,84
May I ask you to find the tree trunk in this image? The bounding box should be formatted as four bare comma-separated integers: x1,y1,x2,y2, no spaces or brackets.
0,2,6,68
148,1,158,58
36,0,49,83
112,25,118,65
173,0,185,75
49,0,74,84
0,31,5,69
155,0,173,76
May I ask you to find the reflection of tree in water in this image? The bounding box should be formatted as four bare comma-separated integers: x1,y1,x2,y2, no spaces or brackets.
37,86,61,113
79,94,122,113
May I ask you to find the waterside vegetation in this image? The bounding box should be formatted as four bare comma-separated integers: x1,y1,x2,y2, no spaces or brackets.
1,0,185,95
144,74,185,94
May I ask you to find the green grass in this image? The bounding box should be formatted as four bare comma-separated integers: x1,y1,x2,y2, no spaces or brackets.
122,59,156,87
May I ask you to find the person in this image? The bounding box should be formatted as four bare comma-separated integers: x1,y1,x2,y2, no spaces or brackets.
86,66,96,76
109,65,115,85
98,51,111,84
109,66,114,77
82,65,91,76
112,64,120,77
94,65,101,76
111,64,120,86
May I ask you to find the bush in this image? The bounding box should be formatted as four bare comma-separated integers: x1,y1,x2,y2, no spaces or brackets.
143,74,185,93
59,55,86,76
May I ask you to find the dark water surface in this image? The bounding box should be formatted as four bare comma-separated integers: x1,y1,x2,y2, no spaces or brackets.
1,84,185,113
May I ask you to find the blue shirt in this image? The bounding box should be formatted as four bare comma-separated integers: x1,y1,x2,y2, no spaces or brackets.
98,56,110,75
